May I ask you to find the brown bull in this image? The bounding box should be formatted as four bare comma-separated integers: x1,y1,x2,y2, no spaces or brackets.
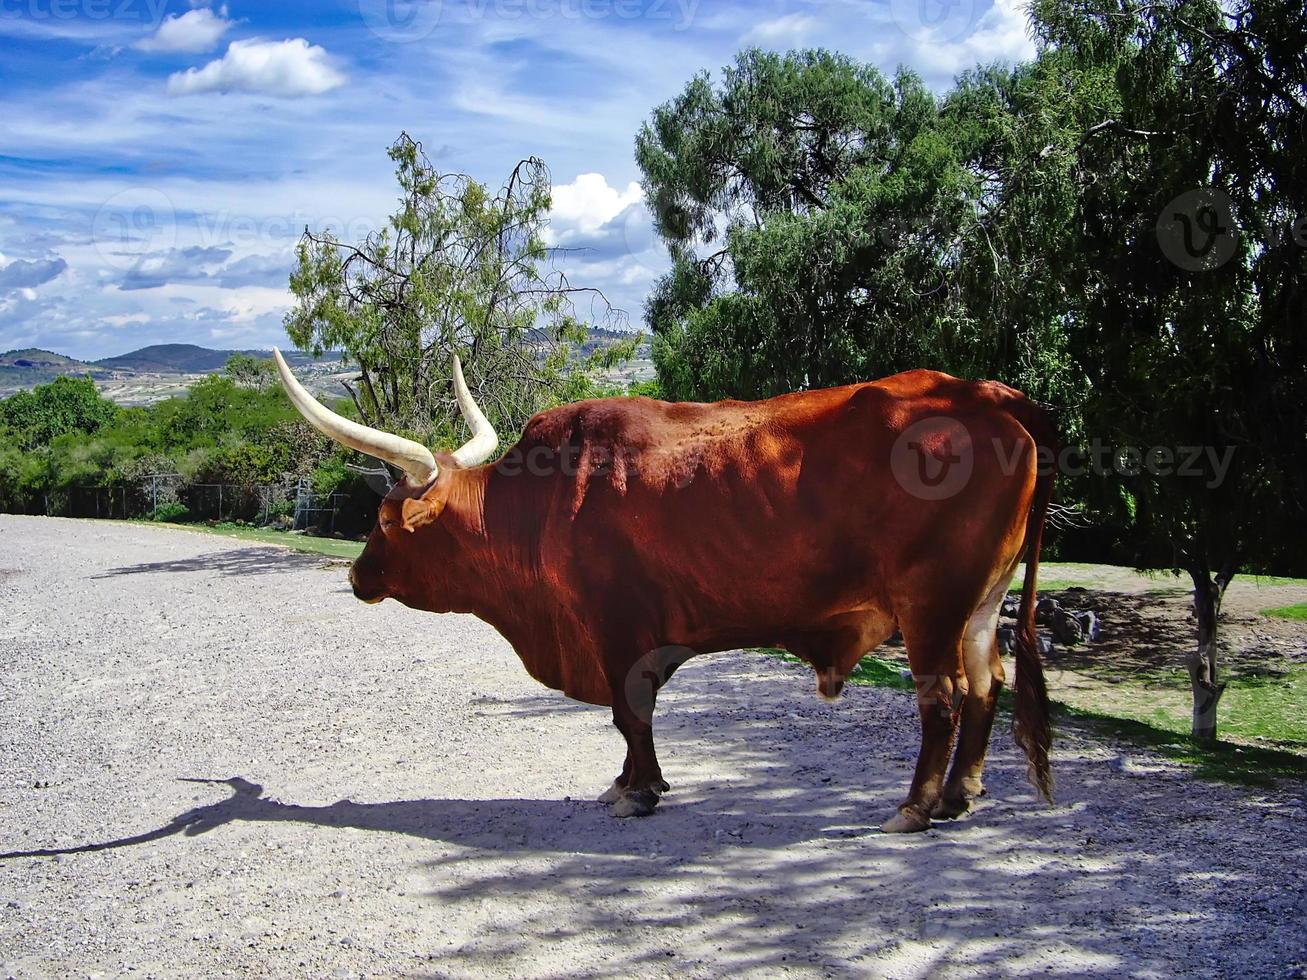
274,351,1056,832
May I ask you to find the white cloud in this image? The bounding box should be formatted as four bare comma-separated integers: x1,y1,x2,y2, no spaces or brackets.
136,7,233,54
550,174,645,235
872,0,1036,81
741,13,818,45
167,38,347,98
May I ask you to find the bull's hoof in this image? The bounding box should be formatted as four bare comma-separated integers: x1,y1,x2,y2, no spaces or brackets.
610,788,659,818
930,792,972,820
881,807,932,834
598,778,667,805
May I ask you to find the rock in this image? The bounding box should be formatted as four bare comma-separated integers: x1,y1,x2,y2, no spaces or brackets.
997,627,1016,653
1075,610,1101,642
1000,597,1020,619
1035,597,1060,624
1051,609,1085,645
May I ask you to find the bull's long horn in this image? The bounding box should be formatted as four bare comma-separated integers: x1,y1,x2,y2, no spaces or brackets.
450,354,499,467
272,348,438,485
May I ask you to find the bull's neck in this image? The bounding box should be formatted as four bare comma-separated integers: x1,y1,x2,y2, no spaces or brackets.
436,462,547,632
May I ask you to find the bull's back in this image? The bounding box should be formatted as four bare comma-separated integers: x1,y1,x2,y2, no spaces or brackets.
509,371,1044,644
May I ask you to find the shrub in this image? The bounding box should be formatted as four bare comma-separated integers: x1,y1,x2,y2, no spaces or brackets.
149,502,191,523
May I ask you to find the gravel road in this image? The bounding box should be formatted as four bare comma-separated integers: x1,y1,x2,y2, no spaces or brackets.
1,515,1304,978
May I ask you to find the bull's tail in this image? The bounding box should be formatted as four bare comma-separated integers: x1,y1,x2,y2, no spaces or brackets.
1012,415,1057,804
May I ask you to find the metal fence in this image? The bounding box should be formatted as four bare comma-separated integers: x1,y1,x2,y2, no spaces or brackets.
25,472,373,538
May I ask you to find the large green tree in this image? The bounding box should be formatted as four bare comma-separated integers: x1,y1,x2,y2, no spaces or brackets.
1007,0,1307,738
637,49,979,399
636,48,1082,407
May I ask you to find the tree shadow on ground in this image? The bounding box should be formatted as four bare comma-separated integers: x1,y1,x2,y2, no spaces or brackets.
3,658,1303,978
94,548,345,579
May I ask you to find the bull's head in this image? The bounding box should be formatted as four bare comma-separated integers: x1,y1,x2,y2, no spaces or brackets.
272,349,498,608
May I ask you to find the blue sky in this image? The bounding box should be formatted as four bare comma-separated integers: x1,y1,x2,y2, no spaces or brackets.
0,0,1033,360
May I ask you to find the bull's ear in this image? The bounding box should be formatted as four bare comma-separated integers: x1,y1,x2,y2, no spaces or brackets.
400,494,445,533
398,453,457,533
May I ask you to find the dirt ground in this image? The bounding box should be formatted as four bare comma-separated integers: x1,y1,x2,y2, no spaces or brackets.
1,516,1305,979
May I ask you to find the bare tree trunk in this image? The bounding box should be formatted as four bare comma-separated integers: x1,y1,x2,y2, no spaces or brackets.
1186,559,1236,741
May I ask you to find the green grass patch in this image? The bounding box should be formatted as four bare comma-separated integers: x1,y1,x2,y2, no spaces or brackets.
1261,603,1307,621
124,519,365,559
760,648,1306,787
1245,574,1307,587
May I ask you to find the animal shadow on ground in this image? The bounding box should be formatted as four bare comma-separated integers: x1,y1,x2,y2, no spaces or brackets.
94,548,344,579
2,663,1302,978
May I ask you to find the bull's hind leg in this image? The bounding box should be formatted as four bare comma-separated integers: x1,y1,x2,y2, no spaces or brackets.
932,576,1011,820
882,617,967,834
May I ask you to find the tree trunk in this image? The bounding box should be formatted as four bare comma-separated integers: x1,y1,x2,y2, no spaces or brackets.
1186,560,1236,741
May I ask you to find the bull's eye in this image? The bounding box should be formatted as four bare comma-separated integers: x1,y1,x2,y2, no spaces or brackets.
380,519,398,531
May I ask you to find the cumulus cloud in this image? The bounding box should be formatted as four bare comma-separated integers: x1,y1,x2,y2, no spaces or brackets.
167,38,347,98
547,173,652,261
136,6,233,54
0,257,68,291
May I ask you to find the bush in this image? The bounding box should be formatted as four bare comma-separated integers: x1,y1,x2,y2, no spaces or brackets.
149,502,191,523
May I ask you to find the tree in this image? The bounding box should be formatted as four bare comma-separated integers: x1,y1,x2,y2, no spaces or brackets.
1013,0,1307,737
0,376,119,451
635,48,1073,402
223,352,276,391
285,133,631,451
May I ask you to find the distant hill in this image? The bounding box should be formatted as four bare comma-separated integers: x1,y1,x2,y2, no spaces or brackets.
0,344,345,401
0,348,103,371
93,343,267,374
0,348,110,394
0,331,645,403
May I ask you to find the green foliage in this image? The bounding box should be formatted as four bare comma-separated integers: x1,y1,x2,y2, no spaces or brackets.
1009,0,1307,580
149,502,190,523
1,376,119,451
0,371,348,521
639,49,993,400
627,378,665,400
223,352,276,390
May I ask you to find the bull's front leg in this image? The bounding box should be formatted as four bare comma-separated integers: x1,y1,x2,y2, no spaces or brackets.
605,697,668,817
597,747,670,806
600,647,680,817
